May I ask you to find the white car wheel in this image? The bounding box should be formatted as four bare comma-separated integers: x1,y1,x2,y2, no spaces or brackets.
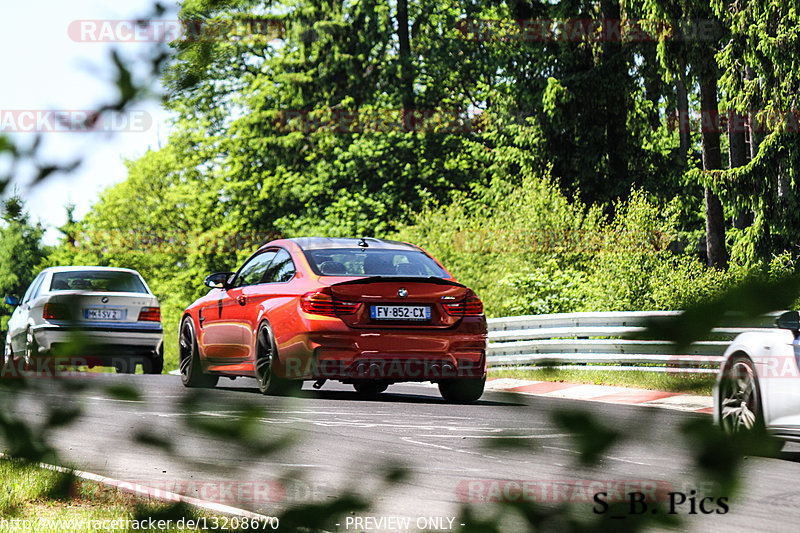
719,357,761,433
3,341,12,369
23,330,37,371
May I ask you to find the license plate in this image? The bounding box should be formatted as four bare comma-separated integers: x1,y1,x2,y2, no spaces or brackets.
370,305,431,321
84,308,125,320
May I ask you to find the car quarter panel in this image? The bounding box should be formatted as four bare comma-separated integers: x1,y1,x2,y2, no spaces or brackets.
720,329,799,427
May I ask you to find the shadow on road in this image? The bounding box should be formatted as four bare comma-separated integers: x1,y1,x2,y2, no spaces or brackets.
213,384,525,406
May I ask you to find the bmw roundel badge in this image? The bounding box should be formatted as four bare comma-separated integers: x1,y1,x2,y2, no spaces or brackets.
398,288,408,298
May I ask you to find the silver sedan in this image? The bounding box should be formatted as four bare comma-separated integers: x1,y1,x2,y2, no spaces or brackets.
3,266,163,374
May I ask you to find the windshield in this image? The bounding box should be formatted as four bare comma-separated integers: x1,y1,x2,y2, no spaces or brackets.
49,271,149,293
304,248,448,278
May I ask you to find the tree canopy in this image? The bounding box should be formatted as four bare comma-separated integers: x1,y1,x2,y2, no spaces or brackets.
33,0,800,369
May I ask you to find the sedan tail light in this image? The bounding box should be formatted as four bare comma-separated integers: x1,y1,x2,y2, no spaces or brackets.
43,303,70,320
137,307,161,322
443,295,484,316
301,291,361,317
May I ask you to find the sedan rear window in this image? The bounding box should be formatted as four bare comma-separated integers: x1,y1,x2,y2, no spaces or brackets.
50,271,148,293
305,249,448,278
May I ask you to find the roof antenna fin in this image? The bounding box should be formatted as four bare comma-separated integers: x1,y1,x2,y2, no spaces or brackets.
358,237,369,248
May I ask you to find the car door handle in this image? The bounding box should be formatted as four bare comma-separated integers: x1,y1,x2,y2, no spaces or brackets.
237,295,246,306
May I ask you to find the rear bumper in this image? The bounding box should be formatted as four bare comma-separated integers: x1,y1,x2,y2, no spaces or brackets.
309,355,486,381
30,322,163,354
277,322,487,381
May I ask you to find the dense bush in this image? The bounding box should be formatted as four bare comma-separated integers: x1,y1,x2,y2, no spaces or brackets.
398,176,755,317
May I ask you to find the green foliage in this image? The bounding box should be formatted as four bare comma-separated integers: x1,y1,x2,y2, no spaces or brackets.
0,197,46,332
582,191,736,311
400,175,739,317
501,259,587,316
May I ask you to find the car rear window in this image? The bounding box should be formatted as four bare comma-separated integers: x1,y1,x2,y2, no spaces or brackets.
304,249,448,278
50,271,149,293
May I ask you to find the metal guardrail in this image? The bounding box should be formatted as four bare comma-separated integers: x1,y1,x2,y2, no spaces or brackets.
486,311,779,371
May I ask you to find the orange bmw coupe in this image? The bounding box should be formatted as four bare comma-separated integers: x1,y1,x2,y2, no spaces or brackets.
179,237,487,403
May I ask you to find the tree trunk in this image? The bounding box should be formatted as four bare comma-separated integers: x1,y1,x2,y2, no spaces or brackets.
744,65,762,233
396,0,414,115
745,66,761,160
729,109,751,229
600,0,627,189
700,77,728,268
676,66,690,164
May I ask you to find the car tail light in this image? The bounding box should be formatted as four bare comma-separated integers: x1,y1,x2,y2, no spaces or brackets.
137,307,161,322
43,303,69,320
443,295,484,316
301,291,361,317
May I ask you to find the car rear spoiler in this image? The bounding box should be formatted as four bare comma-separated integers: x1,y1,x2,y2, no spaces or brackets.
331,276,467,288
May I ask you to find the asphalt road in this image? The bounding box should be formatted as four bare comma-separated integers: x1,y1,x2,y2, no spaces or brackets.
3,373,800,532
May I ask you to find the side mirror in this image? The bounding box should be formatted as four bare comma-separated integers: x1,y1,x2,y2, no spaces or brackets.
4,295,19,307
776,311,800,332
204,272,232,289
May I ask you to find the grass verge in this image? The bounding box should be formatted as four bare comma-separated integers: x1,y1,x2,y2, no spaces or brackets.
488,367,716,396
0,459,266,532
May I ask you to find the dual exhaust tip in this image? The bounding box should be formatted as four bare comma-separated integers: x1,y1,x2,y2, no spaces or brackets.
354,361,456,377
355,362,381,375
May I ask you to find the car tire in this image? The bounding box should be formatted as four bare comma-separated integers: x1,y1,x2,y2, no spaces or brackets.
438,377,485,404
143,347,164,375
23,329,38,372
353,381,389,396
144,356,164,375
115,360,136,374
255,321,301,396
178,317,218,388
719,355,764,434
3,340,11,370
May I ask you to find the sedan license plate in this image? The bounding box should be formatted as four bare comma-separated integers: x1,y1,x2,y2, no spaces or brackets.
84,308,125,321
370,305,431,321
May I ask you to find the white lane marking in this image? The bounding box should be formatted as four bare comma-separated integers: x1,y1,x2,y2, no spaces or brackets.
600,456,654,467
400,438,454,451
267,419,504,431
190,408,474,420
420,433,571,439
400,437,487,457
189,410,512,432
542,446,654,467
86,396,142,403
640,396,713,411
269,411,474,420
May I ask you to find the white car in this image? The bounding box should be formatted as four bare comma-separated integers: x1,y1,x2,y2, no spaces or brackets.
3,266,163,374
714,311,800,441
